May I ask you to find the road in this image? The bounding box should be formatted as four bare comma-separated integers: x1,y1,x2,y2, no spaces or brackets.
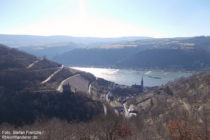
41,65,64,84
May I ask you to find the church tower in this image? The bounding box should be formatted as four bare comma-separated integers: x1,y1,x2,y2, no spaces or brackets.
141,76,144,92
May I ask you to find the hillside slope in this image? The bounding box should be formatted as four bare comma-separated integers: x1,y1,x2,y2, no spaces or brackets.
0,44,103,125
54,36,210,70
119,49,210,70
124,71,210,139
54,47,140,67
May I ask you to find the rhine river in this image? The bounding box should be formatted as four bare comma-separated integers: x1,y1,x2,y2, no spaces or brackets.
73,67,194,87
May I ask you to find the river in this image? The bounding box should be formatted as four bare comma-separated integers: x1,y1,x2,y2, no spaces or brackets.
72,67,194,87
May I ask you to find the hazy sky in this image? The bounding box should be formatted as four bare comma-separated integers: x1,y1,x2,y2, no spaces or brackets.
1,0,210,37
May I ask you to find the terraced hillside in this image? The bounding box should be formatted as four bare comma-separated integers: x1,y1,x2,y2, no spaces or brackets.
0,44,104,125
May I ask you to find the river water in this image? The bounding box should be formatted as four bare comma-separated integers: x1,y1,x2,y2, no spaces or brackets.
73,67,193,87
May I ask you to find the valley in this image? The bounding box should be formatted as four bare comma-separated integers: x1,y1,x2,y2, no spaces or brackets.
1,0,210,139
0,44,149,122
0,36,210,140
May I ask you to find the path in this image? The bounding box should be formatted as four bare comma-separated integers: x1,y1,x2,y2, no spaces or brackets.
41,65,64,84
88,83,92,94
27,58,43,69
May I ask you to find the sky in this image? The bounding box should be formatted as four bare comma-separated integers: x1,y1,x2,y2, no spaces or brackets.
0,0,210,38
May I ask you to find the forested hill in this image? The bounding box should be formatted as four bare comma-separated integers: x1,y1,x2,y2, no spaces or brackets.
0,44,37,70
118,70,210,140
0,44,102,126
54,36,210,70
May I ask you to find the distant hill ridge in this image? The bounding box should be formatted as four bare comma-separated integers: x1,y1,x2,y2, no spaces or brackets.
0,34,151,59
53,36,210,70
